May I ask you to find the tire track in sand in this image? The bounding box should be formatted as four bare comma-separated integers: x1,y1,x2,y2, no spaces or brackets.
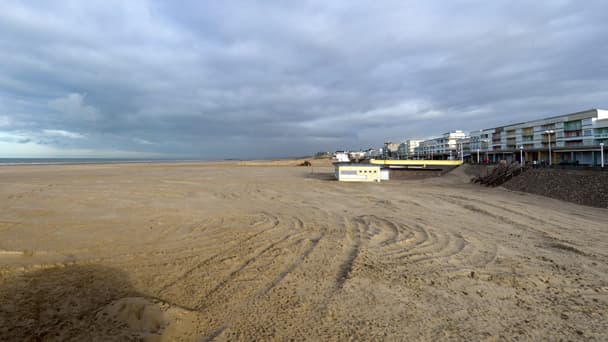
333,217,366,292
158,213,281,293
194,232,296,310
256,233,325,296
196,230,326,339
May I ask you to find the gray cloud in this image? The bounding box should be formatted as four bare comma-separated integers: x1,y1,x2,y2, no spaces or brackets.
1,0,607,158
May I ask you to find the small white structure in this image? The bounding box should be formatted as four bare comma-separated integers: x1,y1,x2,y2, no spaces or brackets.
380,168,390,180
334,164,383,182
332,151,351,163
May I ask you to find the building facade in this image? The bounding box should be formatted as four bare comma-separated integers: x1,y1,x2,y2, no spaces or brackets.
383,142,401,159
470,109,608,165
415,130,467,160
397,139,424,159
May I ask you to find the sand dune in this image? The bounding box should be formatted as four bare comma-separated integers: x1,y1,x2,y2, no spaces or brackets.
0,163,607,340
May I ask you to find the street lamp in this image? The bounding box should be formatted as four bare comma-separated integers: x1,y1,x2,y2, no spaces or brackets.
479,138,489,164
601,142,605,168
544,130,555,166
458,143,463,162
519,145,524,169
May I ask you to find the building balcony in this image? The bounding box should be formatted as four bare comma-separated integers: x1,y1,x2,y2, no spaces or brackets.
561,135,585,141
564,141,585,147
521,128,534,135
563,130,582,138
564,122,582,131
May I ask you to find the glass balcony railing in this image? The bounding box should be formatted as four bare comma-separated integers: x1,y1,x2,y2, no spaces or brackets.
564,121,582,131
564,131,582,138
521,128,534,135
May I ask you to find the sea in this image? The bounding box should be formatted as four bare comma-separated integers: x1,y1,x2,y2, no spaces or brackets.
0,158,202,166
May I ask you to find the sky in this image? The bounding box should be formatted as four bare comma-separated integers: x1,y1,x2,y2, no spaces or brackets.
1,1,607,159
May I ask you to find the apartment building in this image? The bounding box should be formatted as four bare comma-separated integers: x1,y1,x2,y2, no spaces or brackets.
397,139,424,159
457,136,471,161
470,109,608,165
383,142,401,159
415,130,467,160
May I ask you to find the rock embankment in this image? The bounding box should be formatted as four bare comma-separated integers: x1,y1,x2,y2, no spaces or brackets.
503,168,608,208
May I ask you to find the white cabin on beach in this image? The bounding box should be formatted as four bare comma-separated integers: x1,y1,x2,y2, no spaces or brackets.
334,163,383,182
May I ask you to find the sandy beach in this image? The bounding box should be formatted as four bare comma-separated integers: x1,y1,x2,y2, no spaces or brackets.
1,162,607,341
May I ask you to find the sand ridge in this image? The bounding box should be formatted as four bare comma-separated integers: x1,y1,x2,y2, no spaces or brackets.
0,162,607,340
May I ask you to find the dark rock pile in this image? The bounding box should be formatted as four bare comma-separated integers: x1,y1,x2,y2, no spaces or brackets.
502,168,608,208
471,162,526,187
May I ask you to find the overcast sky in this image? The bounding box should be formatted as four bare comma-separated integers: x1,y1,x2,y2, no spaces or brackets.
1,1,607,158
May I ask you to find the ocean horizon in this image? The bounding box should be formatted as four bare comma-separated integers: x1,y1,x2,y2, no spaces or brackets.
0,158,206,166
0,157,300,166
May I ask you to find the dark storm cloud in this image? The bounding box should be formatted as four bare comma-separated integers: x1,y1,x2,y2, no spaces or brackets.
1,0,607,158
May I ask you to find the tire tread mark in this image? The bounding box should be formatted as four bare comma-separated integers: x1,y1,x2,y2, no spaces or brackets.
195,234,293,310
257,234,325,296
159,219,282,293
334,218,365,291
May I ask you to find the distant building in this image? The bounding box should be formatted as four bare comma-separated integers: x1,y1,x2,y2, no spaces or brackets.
456,136,471,161
397,139,424,159
348,151,366,162
415,130,467,160
470,109,608,165
383,142,400,159
332,151,350,163
364,148,382,159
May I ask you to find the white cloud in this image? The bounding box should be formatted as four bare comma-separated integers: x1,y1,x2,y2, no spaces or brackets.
0,139,161,158
132,137,154,145
43,129,85,139
48,93,99,121
0,116,11,127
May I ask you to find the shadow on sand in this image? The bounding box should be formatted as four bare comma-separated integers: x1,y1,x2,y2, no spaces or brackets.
305,171,336,181
0,264,140,341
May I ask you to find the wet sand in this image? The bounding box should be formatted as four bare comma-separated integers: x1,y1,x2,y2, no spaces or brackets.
1,162,607,340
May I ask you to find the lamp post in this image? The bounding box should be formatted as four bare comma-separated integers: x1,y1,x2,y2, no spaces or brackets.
458,143,463,162
480,138,488,164
601,142,605,168
544,130,555,166
519,145,524,169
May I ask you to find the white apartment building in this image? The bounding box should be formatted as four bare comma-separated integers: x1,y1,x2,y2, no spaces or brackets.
397,139,424,159
383,142,401,159
470,109,608,165
415,130,467,160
